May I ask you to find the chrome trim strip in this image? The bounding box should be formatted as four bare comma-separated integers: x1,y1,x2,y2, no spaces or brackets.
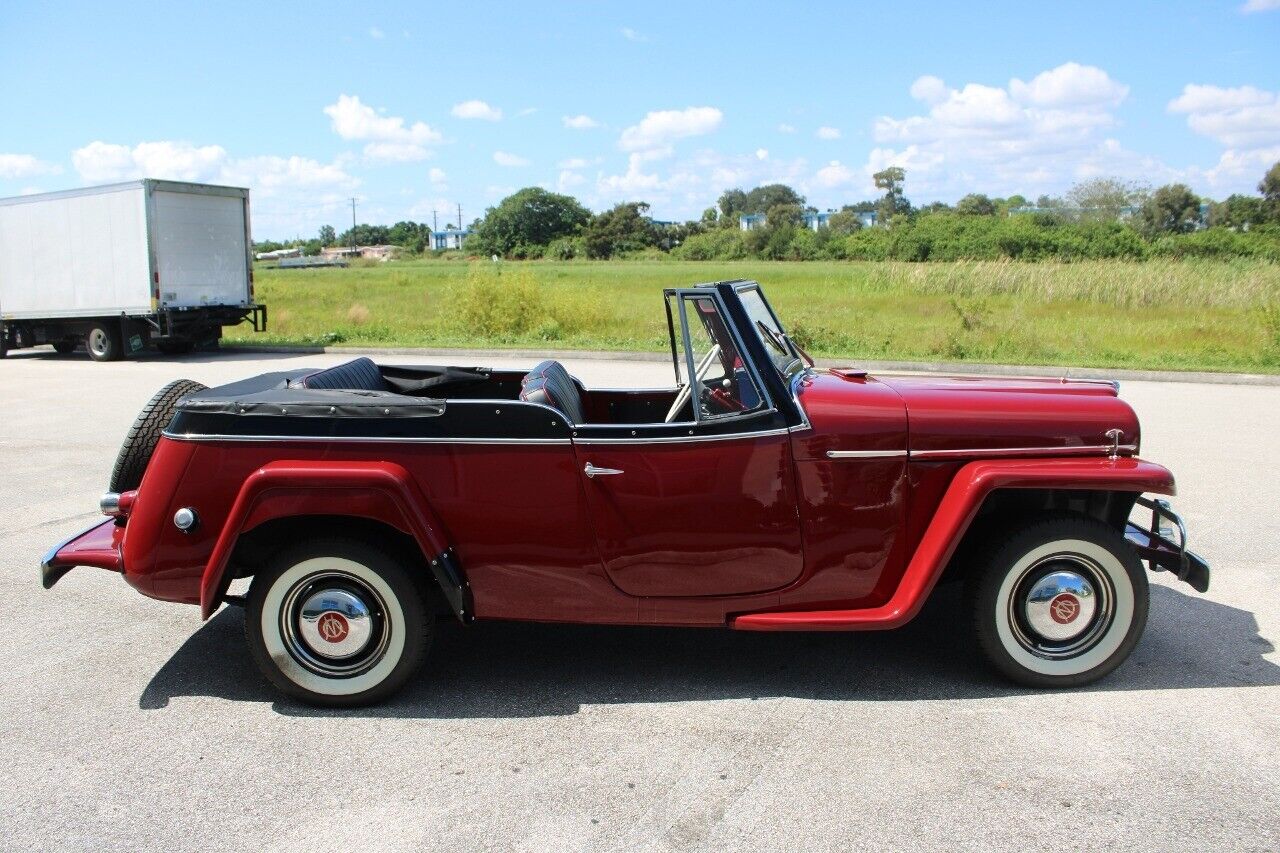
580,408,778,431
573,427,792,445
162,431,572,445
826,450,909,459
910,444,1138,460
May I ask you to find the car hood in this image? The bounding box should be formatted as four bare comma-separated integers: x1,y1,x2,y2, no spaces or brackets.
794,370,1140,459
876,373,1139,457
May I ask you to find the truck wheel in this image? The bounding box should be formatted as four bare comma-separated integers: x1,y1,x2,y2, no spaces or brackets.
108,378,208,492
52,340,77,354
968,515,1148,688
86,323,123,362
245,538,432,707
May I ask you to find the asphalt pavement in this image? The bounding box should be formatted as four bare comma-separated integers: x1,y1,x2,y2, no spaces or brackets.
1,346,1276,852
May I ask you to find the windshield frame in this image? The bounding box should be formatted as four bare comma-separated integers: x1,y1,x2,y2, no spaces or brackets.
733,281,806,380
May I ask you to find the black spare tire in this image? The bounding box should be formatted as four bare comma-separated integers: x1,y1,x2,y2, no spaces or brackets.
109,379,207,492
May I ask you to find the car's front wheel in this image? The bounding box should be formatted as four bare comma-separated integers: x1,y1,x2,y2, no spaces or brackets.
246,538,432,706
969,515,1148,688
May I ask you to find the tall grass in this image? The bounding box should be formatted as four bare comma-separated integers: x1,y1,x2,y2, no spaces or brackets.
229,258,1280,372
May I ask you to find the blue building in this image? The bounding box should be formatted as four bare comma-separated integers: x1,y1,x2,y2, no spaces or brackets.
741,209,879,230
739,213,767,231
432,227,470,251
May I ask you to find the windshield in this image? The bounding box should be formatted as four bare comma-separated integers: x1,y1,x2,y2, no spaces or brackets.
739,287,802,377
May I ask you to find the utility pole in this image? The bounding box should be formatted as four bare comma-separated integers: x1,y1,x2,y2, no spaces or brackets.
457,203,463,230
432,209,438,233
349,197,358,253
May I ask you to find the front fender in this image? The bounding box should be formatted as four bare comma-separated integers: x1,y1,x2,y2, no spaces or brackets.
732,456,1175,631
199,460,466,620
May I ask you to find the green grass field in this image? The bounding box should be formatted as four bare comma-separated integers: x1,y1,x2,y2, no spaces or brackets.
227,257,1280,373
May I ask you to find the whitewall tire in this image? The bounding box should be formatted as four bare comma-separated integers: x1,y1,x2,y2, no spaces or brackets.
969,516,1148,688
246,538,432,706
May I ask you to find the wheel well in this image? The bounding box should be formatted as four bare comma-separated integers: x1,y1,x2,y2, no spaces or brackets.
227,514,452,614
937,488,1140,587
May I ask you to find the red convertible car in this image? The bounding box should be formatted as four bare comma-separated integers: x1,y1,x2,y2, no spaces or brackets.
42,280,1209,706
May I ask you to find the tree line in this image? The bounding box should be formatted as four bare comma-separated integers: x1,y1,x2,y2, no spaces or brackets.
255,161,1280,262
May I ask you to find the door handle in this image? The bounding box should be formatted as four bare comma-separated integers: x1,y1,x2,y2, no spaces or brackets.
584,462,624,478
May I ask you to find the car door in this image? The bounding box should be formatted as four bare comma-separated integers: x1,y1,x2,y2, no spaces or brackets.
573,290,803,598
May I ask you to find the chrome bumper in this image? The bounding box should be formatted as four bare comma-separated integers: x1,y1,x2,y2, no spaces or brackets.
1124,497,1210,593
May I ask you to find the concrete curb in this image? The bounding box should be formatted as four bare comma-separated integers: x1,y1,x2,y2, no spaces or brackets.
225,344,1280,387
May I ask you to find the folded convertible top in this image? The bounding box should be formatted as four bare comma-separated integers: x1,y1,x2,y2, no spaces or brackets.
175,370,446,419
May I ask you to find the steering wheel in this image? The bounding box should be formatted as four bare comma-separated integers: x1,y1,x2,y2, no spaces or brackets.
664,344,721,423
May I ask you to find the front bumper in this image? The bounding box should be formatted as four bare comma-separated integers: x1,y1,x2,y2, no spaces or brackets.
41,519,124,589
1124,496,1210,593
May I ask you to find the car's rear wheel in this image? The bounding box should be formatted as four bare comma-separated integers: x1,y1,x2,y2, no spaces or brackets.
245,538,432,707
968,515,1148,688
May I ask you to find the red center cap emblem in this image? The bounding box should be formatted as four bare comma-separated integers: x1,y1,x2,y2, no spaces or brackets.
1049,593,1081,624
316,611,350,643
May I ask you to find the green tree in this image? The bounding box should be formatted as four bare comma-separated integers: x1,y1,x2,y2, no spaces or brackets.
744,184,805,214
717,188,748,221
826,207,865,235
1260,160,1280,222
468,187,592,256
1065,177,1148,221
582,202,660,259
338,224,391,246
956,193,997,216
1208,194,1263,230
318,224,336,246
1138,183,1202,237
873,166,911,224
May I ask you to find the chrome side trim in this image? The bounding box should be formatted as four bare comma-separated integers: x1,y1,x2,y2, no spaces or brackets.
826,450,909,459
910,444,1138,460
162,431,572,445
573,427,792,445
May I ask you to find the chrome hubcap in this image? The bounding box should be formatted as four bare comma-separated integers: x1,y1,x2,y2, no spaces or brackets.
280,571,390,678
297,588,374,659
1023,570,1097,641
1008,554,1114,660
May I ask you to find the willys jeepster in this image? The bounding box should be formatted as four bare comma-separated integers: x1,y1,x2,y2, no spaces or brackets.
42,281,1209,706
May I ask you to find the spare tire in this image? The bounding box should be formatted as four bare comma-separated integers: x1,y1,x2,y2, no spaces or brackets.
109,379,207,492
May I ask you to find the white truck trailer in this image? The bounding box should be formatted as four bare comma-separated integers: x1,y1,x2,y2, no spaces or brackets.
0,179,266,361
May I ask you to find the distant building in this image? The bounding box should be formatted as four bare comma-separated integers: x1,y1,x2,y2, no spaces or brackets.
742,210,879,230
255,247,302,261
802,211,833,231
319,245,396,261
739,213,767,231
432,227,470,250
855,210,879,228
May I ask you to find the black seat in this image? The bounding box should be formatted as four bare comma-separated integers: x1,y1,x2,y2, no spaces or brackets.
519,360,585,425
299,357,390,392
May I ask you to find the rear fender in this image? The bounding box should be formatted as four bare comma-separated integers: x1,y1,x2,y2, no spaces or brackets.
199,460,469,621
732,457,1176,631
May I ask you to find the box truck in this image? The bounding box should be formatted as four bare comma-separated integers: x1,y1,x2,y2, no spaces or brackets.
0,179,266,361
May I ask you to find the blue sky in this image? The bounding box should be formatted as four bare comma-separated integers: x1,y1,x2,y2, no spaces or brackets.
2,0,1278,238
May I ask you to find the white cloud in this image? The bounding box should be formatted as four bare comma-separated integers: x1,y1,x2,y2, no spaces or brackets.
558,156,600,169
755,148,769,160
563,114,600,130
619,107,723,152
72,140,227,182
323,94,442,161
493,150,529,167
814,160,859,189
816,126,841,140
1168,84,1280,148
909,75,948,105
1168,83,1280,192
862,62,1153,199
1241,0,1280,12
451,99,502,121
429,167,447,183
777,123,796,134
1009,62,1128,108
557,170,586,192
369,26,385,39
594,148,810,216
620,27,648,42
68,138,358,236
516,107,538,117
0,153,60,179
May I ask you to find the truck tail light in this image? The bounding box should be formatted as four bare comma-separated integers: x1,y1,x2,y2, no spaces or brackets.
152,271,160,301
